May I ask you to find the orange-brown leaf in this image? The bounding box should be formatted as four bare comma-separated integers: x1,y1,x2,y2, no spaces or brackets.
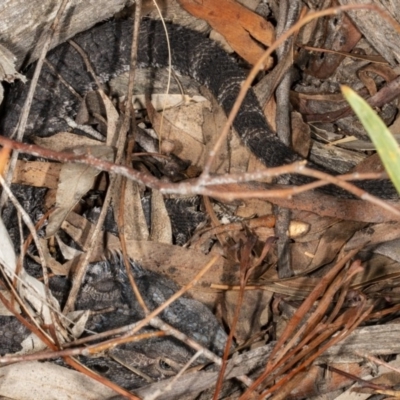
178,0,275,67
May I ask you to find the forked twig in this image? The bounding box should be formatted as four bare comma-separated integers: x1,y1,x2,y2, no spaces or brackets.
1,135,399,217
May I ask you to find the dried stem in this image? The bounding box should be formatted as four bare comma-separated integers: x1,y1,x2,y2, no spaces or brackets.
1,136,399,217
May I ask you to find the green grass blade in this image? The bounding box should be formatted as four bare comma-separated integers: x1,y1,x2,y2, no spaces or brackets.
341,85,400,195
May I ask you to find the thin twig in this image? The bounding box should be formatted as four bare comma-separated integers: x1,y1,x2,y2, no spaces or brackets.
0,331,166,363
117,0,151,321
1,136,399,217
148,350,204,400
355,351,400,376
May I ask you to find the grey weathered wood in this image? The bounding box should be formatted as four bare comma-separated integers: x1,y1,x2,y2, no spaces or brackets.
319,324,400,363
339,0,400,65
137,324,400,399
0,0,129,68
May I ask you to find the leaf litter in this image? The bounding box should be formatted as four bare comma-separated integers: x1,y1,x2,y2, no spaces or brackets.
3,0,400,399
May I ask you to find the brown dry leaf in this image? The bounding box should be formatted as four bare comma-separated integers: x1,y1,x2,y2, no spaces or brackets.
357,63,399,96
178,0,274,67
345,222,400,251
291,90,351,124
291,111,311,159
28,238,69,276
98,90,119,146
147,99,206,167
389,112,400,136
114,180,149,241
287,363,370,400
74,89,119,145
350,255,400,290
280,209,369,276
155,83,262,175
374,238,400,263
195,216,307,248
354,356,400,397
162,100,209,143
134,92,207,111
257,274,318,298
294,220,366,275
12,160,61,189
236,198,273,218
150,189,172,244
46,145,114,237
33,132,102,151
259,255,400,299
223,289,272,343
203,90,252,174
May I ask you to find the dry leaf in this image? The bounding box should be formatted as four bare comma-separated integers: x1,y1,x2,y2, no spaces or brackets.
150,189,172,244
114,179,149,241
223,289,272,343
0,361,116,400
221,182,400,223
34,132,102,151
291,111,311,159
46,145,114,237
203,90,252,174
345,222,400,251
133,93,207,110
13,160,61,189
163,100,210,143
179,0,274,67
0,217,60,330
293,220,366,275
55,234,84,261
0,290,20,316
28,238,70,276
147,98,206,166
0,44,26,105
98,90,119,147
